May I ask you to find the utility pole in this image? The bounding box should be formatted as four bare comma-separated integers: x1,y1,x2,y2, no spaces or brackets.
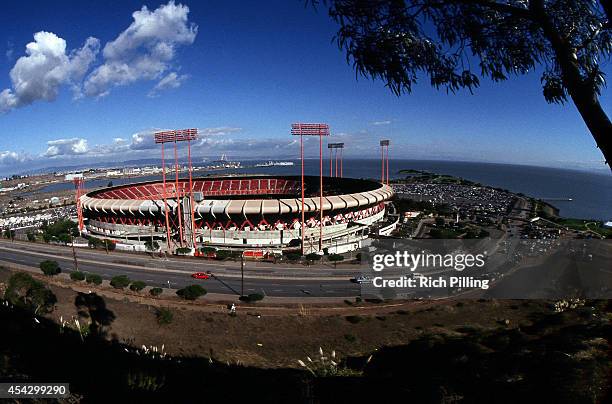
71,235,79,272
241,253,245,297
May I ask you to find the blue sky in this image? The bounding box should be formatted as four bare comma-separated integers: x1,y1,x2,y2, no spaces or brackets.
0,0,610,175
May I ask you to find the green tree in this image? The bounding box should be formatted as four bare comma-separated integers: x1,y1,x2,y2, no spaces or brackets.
86,273,103,285
4,272,57,313
149,287,163,296
328,254,345,267
306,253,322,263
319,0,612,167
129,280,146,292
176,284,207,300
70,271,86,281
145,240,160,252
155,307,174,325
110,275,131,289
39,260,61,276
103,239,116,251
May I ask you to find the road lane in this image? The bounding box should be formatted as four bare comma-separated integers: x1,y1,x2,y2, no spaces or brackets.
0,243,360,297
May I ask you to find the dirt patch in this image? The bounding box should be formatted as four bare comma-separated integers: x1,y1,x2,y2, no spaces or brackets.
0,267,548,368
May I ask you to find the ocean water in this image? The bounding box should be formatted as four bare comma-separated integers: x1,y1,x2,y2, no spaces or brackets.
29,159,612,220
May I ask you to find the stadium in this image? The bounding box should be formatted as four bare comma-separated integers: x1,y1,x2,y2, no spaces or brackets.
79,175,393,254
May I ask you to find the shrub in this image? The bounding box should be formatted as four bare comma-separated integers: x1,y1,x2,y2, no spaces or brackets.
175,247,192,255
214,250,231,260
129,280,146,292
88,237,103,248
155,307,173,325
306,253,321,262
26,232,36,242
4,272,57,313
103,239,116,251
149,287,163,297
345,315,364,324
39,260,61,276
285,253,302,261
239,293,265,303
328,254,344,265
344,334,357,342
176,284,207,300
86,273,102,285
145,240,160,251
110,275,131,289
70,271,86,281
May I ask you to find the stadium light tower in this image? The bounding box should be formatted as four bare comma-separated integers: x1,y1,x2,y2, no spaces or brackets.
291,123,330,254
327,143,344,178
154,128,198,251
72,177,85,233
380,140,390,185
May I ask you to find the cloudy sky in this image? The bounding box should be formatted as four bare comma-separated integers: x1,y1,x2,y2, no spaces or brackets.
0,1,610,175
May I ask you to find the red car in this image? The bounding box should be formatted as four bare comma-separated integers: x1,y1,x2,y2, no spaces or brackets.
191,272,211,280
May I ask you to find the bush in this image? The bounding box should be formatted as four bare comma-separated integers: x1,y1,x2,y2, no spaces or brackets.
103,239,116,251
306,253,322,262
328,254,344,263
88,237,103,248
175,247,192,255
176,284,207,300
214,250,232,260
4,272,57,313
145,240,160,251
39,260,61,276
70,271,86,281
285,253,302,261
86,273,102,285
155,307,174,325
149,287,163,296
26,232,36,242
239,293,265,303
129,280,146,292
110,275,131,289
345,315,364,324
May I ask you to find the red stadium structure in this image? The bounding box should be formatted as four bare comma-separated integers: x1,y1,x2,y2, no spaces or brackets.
80,175,393,255
328,143,344,178
380,140,390,185
73,177,85,233
154,128,198,250
291,123,330,254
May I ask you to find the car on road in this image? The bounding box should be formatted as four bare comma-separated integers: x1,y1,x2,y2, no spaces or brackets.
191,272,211,280
350,275,372,284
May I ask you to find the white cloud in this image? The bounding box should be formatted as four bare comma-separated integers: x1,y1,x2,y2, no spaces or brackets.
148,71,188,97
84,1,197,97
5,41,14,60
0,32,99,113
0,150,29,165
44,138,89,157
371,120,392,126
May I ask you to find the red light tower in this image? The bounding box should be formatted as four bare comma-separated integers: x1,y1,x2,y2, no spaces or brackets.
154,128,198,251
72,177,85,233
291,123,330,254
380,140,390,185
327,143,344,178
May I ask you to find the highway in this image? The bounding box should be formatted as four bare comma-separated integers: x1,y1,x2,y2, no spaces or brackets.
0,240,360,298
